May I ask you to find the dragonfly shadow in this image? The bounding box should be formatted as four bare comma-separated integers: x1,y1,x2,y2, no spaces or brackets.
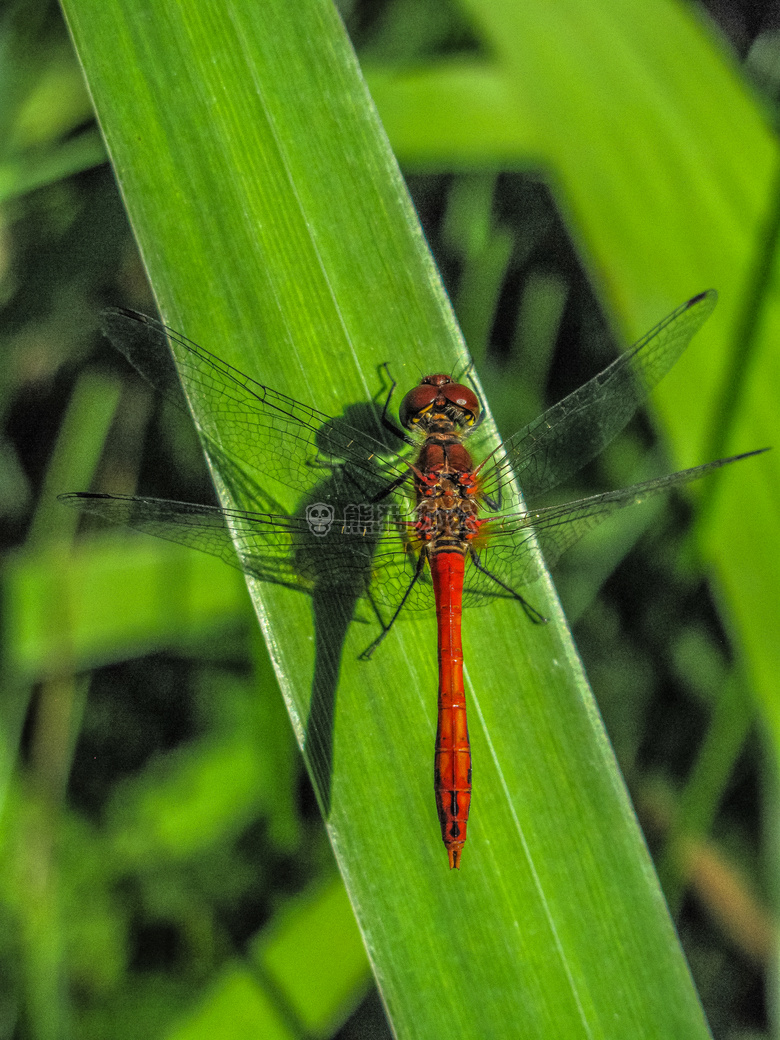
96,308,415,817
301,403,402,817
211,400,402,819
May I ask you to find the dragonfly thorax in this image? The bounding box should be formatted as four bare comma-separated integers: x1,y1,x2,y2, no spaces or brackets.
415,489,480,547
399,374,480,433
413,439,481,550
416,438,475,480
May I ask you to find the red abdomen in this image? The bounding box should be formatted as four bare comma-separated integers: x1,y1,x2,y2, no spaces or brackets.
430,550,471,869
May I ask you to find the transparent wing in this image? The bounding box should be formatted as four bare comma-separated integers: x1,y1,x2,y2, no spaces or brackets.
102,309,410,503
77,298,761,627
60,490,453,616
468,449,766,599
61,449,767,620
61,492,386,598
476,290,718,505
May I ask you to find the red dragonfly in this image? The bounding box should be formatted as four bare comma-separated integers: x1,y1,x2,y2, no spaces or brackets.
62,290,765,869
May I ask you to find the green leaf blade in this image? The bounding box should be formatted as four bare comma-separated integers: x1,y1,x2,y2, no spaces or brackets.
59,1,717,1037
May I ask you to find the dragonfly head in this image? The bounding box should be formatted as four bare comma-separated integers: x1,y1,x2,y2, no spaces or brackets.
399,374,480,433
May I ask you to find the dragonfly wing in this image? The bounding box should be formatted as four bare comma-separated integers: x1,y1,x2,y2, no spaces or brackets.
470,448,766,599
63,490,439,629
102,309,186,412
61,492,305,588
60,492,384,597
367,528,434,613
478,290,718,505
102,309,409,502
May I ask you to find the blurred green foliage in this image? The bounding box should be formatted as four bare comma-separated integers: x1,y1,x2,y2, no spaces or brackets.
0,0,777,1038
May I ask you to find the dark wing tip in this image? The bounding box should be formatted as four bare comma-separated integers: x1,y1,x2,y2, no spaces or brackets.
688,288,718,307
100,307,157,340
102,306,146,321
738,446,771,459
59,491,127,504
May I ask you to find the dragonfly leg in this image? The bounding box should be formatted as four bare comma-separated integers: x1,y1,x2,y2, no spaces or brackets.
477,463,510,513
359,549,428,659
481,489,501,512
369,468,412,504
459,361,487,433
468,548,549,624
379,363,416,445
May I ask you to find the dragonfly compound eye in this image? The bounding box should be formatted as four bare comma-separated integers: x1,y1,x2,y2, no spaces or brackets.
399,382,442,429
400,376,481,429
441,382,480,425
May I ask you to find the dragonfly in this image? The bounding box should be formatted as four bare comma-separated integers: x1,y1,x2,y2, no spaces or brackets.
61,290,766,869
